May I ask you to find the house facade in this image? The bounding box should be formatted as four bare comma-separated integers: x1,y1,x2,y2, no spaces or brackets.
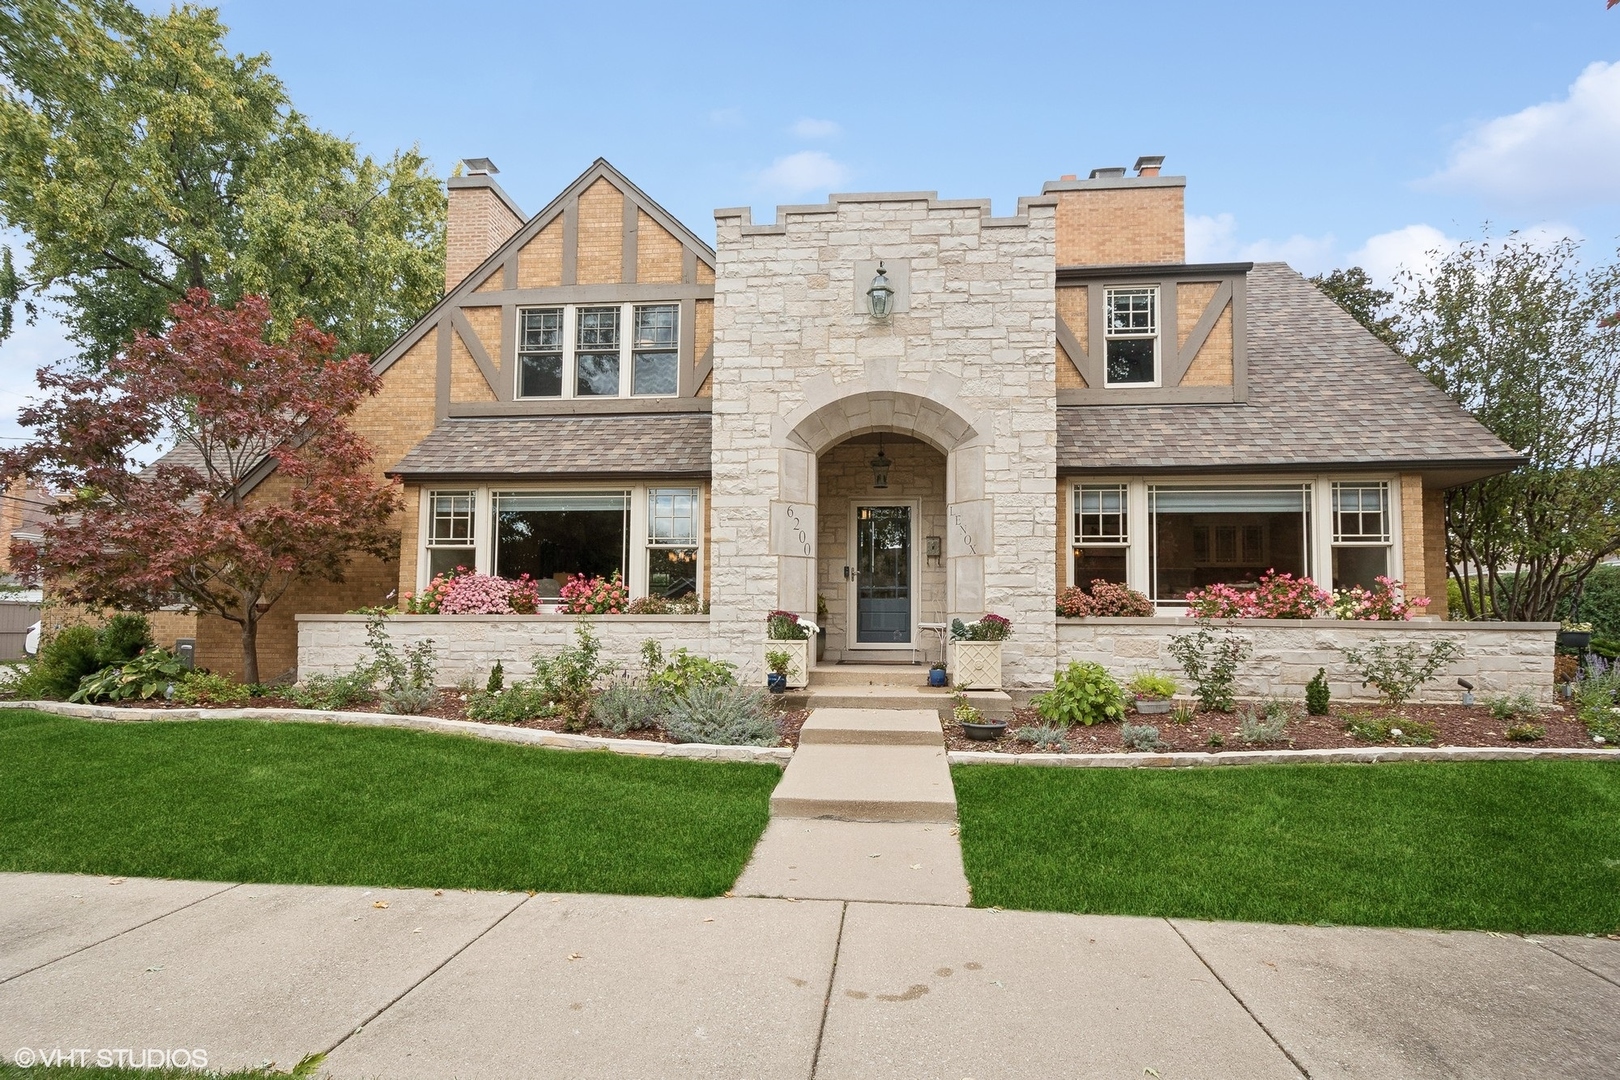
202,156,1535,694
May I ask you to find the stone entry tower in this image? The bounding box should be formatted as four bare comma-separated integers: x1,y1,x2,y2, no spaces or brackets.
709,192,1058,687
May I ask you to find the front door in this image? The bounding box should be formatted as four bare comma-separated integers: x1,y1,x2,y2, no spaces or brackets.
852,504,913,646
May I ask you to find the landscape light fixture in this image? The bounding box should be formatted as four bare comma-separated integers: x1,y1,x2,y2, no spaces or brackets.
867,262,894,320
870,436,892,489
1457,678,1475,707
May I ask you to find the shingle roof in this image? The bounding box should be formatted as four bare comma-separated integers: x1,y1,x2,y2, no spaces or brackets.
1058,263,1523,480
387,414,712,479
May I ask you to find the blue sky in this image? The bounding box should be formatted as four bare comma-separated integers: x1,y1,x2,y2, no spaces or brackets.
3,0,1619,437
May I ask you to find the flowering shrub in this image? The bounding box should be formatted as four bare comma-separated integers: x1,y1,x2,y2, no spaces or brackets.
559,571,630,615
1186,572,1330,619
628,594,672,615
508,574,541,614
438,573,514,615
1330,576,1429,621
1058,580,1153,618
401,567,467,614
1183,581,1256,619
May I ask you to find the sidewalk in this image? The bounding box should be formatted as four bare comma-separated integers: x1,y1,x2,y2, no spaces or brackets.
1,872,1615,1079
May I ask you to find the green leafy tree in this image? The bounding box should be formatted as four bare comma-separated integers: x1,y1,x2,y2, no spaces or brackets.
1310,266,1403,349
1398,233,1620,621
0,0,445,367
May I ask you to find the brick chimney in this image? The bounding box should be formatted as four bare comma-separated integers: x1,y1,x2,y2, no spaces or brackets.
444,159,526,292
1044,156,1184,266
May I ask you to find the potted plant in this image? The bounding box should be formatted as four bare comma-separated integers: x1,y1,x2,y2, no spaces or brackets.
764,648,792,694
1558,621,1594,651
949,614,1012,691
954,693,1006,740
928,660,948,688
765,609,811,688
1127,672,1178,715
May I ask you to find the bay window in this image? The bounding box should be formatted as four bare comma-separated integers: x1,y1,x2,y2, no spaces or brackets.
493,491,629,599
1072,483,1129,588
647,487,699,599
1149,485,1311,604
1331,482,1391,590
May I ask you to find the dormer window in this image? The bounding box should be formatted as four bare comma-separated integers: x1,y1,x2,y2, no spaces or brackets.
1104,286,1159,386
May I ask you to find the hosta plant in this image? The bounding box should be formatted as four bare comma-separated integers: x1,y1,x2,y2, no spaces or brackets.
70,648,188,703
1033,661,1126,726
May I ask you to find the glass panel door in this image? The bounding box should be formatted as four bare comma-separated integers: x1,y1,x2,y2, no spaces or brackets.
854,505,912,645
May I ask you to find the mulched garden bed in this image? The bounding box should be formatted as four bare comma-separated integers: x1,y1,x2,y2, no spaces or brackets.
944,701,1601,754
70,693,813,748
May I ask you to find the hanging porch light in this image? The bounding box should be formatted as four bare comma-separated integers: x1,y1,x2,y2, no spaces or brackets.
870,436,892,489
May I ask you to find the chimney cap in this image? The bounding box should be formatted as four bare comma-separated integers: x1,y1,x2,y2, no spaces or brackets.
1134,155,1166,176
1059,173,1078,181
1088,166,1127,180
460,157,499,175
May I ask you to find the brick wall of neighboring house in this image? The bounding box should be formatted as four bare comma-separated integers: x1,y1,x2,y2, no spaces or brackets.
1053,186,1184,267
0,477,55,573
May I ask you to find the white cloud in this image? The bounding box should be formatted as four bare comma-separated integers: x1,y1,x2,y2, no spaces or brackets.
753,150,850,198
1348,224,1459,287
790,118,841,139
1422,60,1620,207
1185,213,1336,274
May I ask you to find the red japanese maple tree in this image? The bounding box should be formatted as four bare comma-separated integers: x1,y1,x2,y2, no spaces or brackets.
3,290,400,684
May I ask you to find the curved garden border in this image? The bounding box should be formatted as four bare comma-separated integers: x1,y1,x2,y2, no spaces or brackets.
0,701,792,765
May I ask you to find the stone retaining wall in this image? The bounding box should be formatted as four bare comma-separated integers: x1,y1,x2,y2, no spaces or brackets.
1056,618,1559,704
297,614,714,684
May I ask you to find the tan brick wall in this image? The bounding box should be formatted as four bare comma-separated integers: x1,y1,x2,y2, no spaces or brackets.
1181,303,1234,386
472,267,504,293
1175,282,1217,349
1399,474,1427,611
449,326,496,402
694,298,713,365
462,305,502,357
517,220,563,287
1055,287,1088,388
1054,187,1184,266
149,609,199,647
446,185,522,292
1056,480,1068,588
576,179,623,286
192,333,435,680
1424,484,1449,620
637,211,685,284
695,372,712,398
399,483,421,597
696,260,715,285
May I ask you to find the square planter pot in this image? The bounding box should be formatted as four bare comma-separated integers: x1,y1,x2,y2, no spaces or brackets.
951,640,1003,691
763,637,811,689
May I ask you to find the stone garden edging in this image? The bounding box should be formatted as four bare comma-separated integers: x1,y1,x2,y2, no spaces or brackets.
0,700,792,765
949,745,1620,768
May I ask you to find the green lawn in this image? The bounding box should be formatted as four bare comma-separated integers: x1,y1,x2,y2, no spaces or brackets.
0,711,777,897
954,760,1620,934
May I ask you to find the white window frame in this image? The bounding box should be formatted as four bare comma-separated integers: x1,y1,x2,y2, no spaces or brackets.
1329,480,1396,590
1063,474,1405,612
1103,286,1161,388
1069,483,1131,589
416,483,705,602
422,490,477,581
646,486,702,600
515,302,681,401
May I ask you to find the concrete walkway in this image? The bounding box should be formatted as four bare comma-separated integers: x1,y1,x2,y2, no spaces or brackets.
1,873,1616,1078
734,706,973,906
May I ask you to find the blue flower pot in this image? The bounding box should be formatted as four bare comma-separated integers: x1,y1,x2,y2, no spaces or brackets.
766,672,787,694
928,668,947,687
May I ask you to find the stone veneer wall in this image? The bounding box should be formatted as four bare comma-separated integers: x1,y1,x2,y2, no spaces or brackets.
297,614,713,685
710,193,1059,687
1056,618,1558,704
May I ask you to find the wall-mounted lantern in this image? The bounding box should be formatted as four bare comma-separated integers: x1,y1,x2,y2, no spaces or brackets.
867,262,894,320
870,437,892,489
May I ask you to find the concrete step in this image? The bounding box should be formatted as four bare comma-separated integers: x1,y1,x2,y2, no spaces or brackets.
731,819,970,905
809,664,931,688
782,685,1015,720
798,707,942,747
770,742,957,823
